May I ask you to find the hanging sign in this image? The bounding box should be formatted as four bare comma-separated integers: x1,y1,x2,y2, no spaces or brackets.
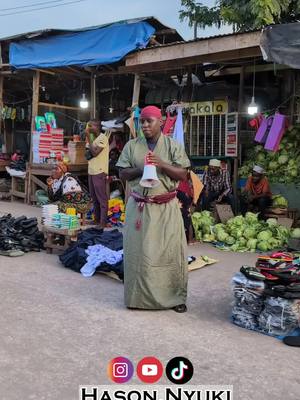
225,113,238,157
186,100,228,116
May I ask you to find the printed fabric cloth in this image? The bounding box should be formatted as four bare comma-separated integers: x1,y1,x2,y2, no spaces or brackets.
80,245,123,277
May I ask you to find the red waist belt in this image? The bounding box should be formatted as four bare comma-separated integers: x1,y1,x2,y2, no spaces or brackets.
131,191,177,230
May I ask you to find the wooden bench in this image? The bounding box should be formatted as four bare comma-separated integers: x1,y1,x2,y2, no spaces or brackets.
42,226,80,254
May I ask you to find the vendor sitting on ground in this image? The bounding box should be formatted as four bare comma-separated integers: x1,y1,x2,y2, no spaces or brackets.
202,159,234,211
46,162,91,213
240,165,272,220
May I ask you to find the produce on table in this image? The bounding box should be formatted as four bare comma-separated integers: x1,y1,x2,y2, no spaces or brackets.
291,228,300,239
272,195,288,208
191,211,291,252
239,125,300,183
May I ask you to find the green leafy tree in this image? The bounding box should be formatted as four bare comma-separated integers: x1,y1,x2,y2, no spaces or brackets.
179,0,300,34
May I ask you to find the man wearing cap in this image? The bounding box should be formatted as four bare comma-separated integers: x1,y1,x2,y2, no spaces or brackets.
85,120,109,229
202,159,234,211
116,105,190,313
241,165,272,219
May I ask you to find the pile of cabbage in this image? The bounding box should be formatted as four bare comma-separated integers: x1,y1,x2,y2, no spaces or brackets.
239,125,300,183
192,211,291,252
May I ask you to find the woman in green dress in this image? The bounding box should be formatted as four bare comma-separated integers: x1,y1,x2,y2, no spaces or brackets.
117,105,190,313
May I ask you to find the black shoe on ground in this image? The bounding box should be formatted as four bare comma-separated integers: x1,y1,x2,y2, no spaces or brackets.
283,336,300,347
173,304,187,313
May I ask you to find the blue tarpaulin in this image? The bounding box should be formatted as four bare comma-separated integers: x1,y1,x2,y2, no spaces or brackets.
9,21,155,69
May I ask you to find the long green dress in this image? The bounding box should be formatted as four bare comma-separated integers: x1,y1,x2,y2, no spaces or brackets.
116,134,191,309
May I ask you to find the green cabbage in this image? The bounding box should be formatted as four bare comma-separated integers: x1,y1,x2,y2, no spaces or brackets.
245,212,258,224
257,241,270,252
247,238,257,250
278,155,288,165
243,228,256,239
266,218,278,227
203,233,216,242
272,195,288,208
216,230,228,242
257,230,273,242
291,228,300,239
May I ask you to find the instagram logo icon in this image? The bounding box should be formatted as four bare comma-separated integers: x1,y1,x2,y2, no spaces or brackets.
107,357,134,383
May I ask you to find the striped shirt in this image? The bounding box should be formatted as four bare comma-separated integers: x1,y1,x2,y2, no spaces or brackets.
202,169,232,196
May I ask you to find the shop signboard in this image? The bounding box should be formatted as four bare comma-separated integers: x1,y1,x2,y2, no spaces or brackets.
186,100,228,116
225,113,238,157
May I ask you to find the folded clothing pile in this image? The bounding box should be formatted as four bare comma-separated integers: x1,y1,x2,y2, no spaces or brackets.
0,214,44,255
232,260,300,337
50,213,80,230
59,228,123,279
231,272,265,331
258,296,300,336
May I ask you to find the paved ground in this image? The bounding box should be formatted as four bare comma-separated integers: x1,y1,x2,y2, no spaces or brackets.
0,200,299,400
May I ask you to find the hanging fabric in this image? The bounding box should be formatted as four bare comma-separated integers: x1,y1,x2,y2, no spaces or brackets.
172,107,185,146
162,112,177,136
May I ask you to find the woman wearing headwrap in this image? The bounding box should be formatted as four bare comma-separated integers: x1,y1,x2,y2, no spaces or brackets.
46,162,91,213
116,105,191,313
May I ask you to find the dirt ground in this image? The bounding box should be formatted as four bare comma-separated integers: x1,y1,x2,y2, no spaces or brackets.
0,200,299,400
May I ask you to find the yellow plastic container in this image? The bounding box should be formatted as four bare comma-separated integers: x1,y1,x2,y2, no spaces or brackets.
66,208,76,216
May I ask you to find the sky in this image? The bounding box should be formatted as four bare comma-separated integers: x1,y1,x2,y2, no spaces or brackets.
0,0,231,40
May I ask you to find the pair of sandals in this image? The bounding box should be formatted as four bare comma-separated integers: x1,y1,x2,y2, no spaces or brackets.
240,265,265,281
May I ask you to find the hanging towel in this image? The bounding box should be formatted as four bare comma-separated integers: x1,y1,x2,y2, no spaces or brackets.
162,112,177,135
173,108,185,146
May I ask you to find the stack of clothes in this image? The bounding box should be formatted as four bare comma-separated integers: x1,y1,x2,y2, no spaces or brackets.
231,271,265,331
258,296,300,336
10,151,26,172
257,253,300,336
59,228,123,280
0,214,44,256
232,252,300,337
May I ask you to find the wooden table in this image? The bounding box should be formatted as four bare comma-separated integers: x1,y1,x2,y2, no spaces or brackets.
27,162,88,204
42,226,80,254
0,160,10,172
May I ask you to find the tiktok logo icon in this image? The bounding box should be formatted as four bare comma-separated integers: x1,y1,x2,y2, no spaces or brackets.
166,357,194,384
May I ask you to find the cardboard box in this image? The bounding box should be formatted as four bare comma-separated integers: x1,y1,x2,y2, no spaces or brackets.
214,204,234,223
277,217,294,229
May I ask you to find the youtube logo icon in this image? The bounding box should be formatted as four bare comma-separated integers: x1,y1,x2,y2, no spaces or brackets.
137,357,163,383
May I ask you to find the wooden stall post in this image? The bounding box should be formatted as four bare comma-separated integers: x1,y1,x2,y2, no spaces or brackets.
90,73,97,119
124,74,141,204
27,70,40,203
234,66,245,213
0,75,3,150
131,73,141,106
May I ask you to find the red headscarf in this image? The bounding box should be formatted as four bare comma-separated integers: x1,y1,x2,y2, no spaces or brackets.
140,106,162,119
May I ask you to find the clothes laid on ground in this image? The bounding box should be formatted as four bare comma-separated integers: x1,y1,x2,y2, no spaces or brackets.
116,134,190,310
0,214,44,255
59,228,123,279
80,245,123,277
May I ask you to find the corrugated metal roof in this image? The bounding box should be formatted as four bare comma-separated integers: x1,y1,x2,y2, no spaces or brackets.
145,29,261,50
0,16,183,42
